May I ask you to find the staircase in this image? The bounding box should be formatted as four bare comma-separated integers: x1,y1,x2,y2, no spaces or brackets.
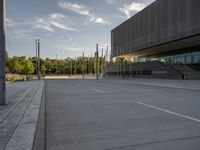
188,64,200,71
172,65,200,79
105,62,183,79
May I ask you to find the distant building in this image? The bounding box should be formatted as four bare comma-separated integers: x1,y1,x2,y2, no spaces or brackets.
107,0,200,79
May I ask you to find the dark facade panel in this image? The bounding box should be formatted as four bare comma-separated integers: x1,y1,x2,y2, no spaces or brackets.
111,0,200,57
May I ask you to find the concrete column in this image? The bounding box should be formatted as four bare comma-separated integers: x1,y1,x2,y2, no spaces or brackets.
0,0,6,105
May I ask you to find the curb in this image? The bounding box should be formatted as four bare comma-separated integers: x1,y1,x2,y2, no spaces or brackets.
33,80,46,150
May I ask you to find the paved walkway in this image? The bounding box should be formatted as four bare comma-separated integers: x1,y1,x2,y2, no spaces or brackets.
109,78,200,91
0,80,45,150
46,79,200,150
2,78,200,150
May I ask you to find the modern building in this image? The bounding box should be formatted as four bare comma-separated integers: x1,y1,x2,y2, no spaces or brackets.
106,0,200,79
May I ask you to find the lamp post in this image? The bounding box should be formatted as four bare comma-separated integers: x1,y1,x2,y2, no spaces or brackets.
101,48,104,77
82,51,85,79
74,57,77,75
70,59,72,76
0,0,6,105
90,54,93,75
37,39,41,79
35,40,38,77
55,54,58,73
96,44,99,80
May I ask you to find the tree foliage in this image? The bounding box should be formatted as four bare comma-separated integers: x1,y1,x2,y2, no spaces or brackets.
22,60,35,75
41,65,46,76
6,52,106,75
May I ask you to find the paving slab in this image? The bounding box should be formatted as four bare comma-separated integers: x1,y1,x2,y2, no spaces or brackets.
46,79,200,150
0,80,45,150
109,78,200,91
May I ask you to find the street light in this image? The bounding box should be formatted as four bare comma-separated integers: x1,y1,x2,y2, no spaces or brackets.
82,51,85,79
37,39,41,79
74,57,77,75
0,0,6,105
35,39,41,79
96,44,99,80
35,40,38,77
101,48,104,77
55,54,58,73
70,59,72,76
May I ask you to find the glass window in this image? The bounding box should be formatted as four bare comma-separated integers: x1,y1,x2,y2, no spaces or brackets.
193,51,200,64
177,54,185,64
161,56,171,64
186,53,192,64
171,55,176,64
141,49,200,64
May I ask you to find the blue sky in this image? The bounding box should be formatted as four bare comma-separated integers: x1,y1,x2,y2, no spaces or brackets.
6,0,155,59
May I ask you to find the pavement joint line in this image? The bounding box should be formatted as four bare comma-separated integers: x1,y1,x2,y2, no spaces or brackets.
3,82,42,150
0,85,34,123
91,88,106,94
136,101,200,123
44,80,47,150
112,80,200,91
6,86,24,102
104,135,200,150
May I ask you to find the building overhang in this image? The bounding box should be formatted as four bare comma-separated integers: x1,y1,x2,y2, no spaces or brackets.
113,34,200,59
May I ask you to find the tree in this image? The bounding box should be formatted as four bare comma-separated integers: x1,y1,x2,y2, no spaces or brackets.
5,53,108,75
12,60,23,74
5,51,10,73
41,65,46,76
22,60,35,75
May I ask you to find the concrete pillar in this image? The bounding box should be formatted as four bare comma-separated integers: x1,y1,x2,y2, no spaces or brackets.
0,0,6,105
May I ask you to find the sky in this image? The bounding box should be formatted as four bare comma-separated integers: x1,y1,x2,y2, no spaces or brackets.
6,0,155,59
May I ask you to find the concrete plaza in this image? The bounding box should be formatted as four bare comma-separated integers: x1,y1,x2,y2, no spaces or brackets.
46,79,200,150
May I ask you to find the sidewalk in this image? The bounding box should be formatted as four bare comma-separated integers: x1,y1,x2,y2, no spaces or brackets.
0,80,45,150
108,78,200,91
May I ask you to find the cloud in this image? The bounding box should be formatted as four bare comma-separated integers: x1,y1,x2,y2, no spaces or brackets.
58,1,110,25
6,18,15,27
33,13,79,32
34,18,55,32
63,47,82,52
7,28,34,40
50,21,78,32
49,13,79,32
66,34,74,41
58,2,92,17
93,17,110,24
105,0,117,4
50,13,65,19
119,2,146,18
6,13,79,40
6,18,35,40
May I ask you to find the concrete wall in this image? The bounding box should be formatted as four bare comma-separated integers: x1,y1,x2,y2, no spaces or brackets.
111,0,200,57
105,62,183,79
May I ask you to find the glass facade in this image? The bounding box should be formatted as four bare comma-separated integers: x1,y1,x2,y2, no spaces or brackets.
136,47,200,65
